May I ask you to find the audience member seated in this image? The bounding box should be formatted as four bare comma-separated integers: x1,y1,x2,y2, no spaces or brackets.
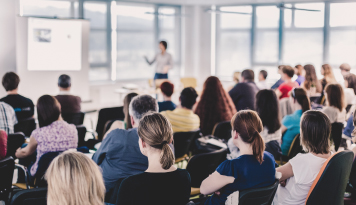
199,110,276,205
281,88,310,156
229,69,259,111
92,95,157,192
0,101,17,134
55,74,81,114
256,90,282,159
158,81,176,112
301,64,322,96
0,72,34,121
228,71,241,92
344,74,356,105
276,66,299,99
15,95,78,178
321,84,346,123
194,76,236,136
320,64,337,91
271,65,285,89
46,151,105,205
294,65,305,86
256,70,269,90
116,112,191,205
161,87,200,133
340,63,352,79
0,130,7,159
274,110,332,205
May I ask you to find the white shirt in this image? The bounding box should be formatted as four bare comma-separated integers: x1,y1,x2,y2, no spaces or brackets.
321,106,346,123
146,52,173,74
261,127,282,144
344,88,356,105
274,153,328,205
257,80,269,90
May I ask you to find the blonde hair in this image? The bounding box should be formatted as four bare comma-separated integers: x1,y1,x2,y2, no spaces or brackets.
138,112,174,169
45,151,105,205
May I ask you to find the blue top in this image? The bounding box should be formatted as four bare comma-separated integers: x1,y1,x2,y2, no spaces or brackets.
343,114,354,138
92,128,148,192
281,109,303,155
204,152,276,205
295,76,305,86
271,78,284,90
158,101,176,112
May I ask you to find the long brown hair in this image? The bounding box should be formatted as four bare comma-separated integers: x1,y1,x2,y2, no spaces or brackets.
304,64,322,92
344,74,356,95
231,110,265,164
138,112,174,169
123,93,138,129
194,76,237,135
325,84,345,112
321,64,337,85
291,88,311,113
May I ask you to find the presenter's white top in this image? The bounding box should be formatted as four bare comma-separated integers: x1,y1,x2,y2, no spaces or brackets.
146,52,173,74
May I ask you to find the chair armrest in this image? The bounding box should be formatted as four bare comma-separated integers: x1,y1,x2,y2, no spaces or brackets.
14,164,30,189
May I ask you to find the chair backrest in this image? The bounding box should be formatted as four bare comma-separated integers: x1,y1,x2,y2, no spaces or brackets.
331,122,344,151
6,133,25,159
76,125,87,147
14,118,36,137
349,157,356,189
238,179,279,205
62,112,85,126
180,77,197,88
0,157,15,201
288,134,303,160
34,152,62,187
173,131,199,159
306,150,354,205
10,187,47,205
186,148,228,187
212,121,232,141
96,107,124,141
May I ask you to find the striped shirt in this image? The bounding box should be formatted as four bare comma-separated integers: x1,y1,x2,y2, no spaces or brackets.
161,108,200,133
0,102,18,134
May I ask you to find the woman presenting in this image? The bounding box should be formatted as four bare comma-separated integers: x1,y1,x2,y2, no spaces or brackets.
145,41,173,80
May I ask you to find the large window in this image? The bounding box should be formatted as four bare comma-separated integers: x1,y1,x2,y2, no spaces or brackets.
21,0,73,18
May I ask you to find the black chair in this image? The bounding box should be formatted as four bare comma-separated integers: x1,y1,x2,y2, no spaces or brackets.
76,125,87,148
331,122,344,151
10,187,47,205
33,151,62,187
212,121,231,141
6,133,25,159
96,107,124,141
186,148,228,195
238,179,279,205
306,150,354,205
346,157,356,195
14,118,36,137
279,134,303,165
0,157,15,203
62,112,85,126
346,104,353,113
173,131,200,163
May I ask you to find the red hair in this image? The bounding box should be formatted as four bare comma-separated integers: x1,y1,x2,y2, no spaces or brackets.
194,76,237,135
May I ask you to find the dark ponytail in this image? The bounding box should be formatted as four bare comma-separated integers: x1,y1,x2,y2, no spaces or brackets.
231,110,265,164
292,88,311,113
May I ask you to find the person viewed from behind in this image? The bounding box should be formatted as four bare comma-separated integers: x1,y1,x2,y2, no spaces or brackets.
274,111,332,205
294,65,305,86
116,113,191,205
145,41,173,80
229,69,260,111
161,87,200,133
0,102,17,134
276,66,299,99
194,76,236,136
1,72,34,121
301,64,322,95
92,95,157,193
15,95,78,178
271,65,285,89
320,64,337,90
46,151,105,205
257,70,269,90
281,88,310,156
322,84,346,123
158,81,176,112
344,74,356,105
199,110,276,205
55,74,81,114
340,63,351,79
256,90,282,159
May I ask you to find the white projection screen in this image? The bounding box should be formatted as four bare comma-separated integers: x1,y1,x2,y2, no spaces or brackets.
27,18,82,71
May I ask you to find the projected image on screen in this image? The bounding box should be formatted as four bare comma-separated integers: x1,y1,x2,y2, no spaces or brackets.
28,18,82,71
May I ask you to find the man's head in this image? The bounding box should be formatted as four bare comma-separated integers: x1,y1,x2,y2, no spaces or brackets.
241,69,255,82
129,95,158,127
180,87,198,110
259,70,268,82
58,74,71,91
281,66,295,80
340,63,351,77
2,72,20,92
160,82,174,98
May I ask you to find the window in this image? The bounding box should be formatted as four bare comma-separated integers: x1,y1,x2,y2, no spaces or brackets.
294,3,324,28
21,0,72,18
330,3,356,27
